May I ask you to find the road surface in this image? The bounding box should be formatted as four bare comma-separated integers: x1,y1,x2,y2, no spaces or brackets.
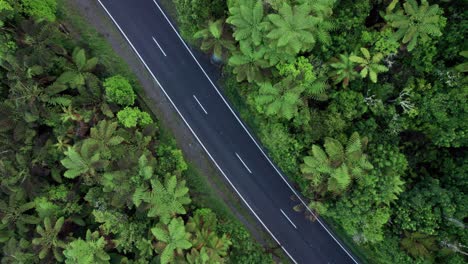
97,0,359,263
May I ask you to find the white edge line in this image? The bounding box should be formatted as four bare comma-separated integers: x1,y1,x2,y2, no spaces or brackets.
152,36,167,57
280,209,297,229
235,152,252,174
151,1,359,263
192,95,208,115
96,1,297,264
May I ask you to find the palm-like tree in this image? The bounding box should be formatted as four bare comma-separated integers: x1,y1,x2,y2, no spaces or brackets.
400,231,438,260
144,175,191,224
151,217,192,264
297,0,335,17
329,54,359,88
384,0,443,51
349,48,388,83
266,3,320,56
254,78,305,120
63,230,110,264
186,209,231,262
193,19,235,59
0,191,39,234
228,43,268,83
60,140,109,183
226,0,268,46
88,120,124,160
2,238,35,264
32,217,66,261
301,132,374,196
57,48,98,89
186,247,210,264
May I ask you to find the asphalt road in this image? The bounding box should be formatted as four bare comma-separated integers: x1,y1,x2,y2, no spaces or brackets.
97,0,359,263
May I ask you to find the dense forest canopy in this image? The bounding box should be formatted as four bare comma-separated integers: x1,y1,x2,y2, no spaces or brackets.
0,0,274,263
173,0,467,263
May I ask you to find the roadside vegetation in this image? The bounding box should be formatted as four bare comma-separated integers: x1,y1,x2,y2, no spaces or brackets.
172,0,467,263
0,0,273,263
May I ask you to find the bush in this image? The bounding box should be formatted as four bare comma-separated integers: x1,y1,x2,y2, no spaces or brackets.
104,75,136,106
21,0,57,21
117,107,153,128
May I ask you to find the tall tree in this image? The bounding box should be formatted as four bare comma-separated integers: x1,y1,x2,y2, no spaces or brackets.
349,48,388,83
32,217,66,261
329,54,359,88
384,0,445,51
88,120,124,160
228,43,268,83
266,3,319,56
63,230,110,264
0,191,38,234
57,48,98,89
186,209,231,262
60,140,110,184
301,132,374,196
143,175,191,224
193,19,235,59
226,0,268,47
151,217,192,264
254,78,305,120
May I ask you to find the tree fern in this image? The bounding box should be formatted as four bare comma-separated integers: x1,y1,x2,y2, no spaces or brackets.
228,43,268,83
144,175,191,224
194,19,235,59
301,132,373,197
349,48,388,83
254,78,305,120
151,217,192,264
329,54,358,87
266,3,319,56
226,0,268,46
32,217,66,261
384,0,444,51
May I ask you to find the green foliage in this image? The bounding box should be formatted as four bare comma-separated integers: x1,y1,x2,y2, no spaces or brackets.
226,0,268,47
384,0,445,51
103,75,136,106
117,107,153,128
0,191,39,234
143,175,191,224
301,132,374,197
63,230,110,264
88,120,125,159
151,217,192,264
394,179,457,235
58,48,98,89
194,19,235,59
228,43,268,83
400,231,438,260
329,54,359,87
32,217,66,261
349,48,388,83
21,0,57,21
173,0,226,41
254,79,305,120
186,209,232,261
266,3,321,56
61,140,109,183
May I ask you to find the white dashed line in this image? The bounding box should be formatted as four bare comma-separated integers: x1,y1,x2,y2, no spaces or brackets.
235,153,252,174
281,209,297,229
193,95,208,114
152,36,167,56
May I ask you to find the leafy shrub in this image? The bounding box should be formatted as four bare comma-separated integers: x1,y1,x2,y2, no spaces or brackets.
104,75,136,106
